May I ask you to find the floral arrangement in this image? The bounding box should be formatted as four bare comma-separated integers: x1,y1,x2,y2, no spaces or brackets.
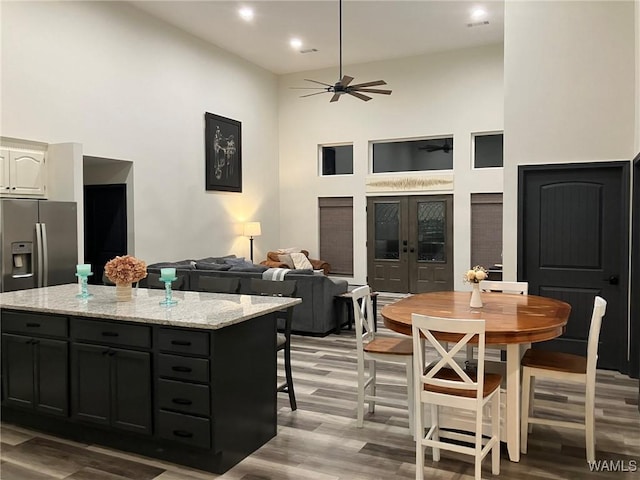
104,255,147,285
463,265,488,284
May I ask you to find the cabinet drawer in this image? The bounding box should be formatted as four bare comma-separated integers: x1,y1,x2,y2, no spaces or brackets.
157,354,209,383
2,311,67,337
71,319,150,349
156,410,211,449
158,328,209,356
157,379,210,417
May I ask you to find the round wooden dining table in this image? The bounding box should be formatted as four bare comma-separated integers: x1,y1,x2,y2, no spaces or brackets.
381,291,571,462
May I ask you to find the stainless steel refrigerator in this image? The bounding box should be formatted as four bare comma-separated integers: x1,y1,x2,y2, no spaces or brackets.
1,199,78,292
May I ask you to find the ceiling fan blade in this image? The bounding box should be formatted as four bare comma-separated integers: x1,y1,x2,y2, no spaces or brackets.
304,78,333,87
341,75,354,87
349,80,387,88
347,91,372,102
330,93,341,102
353,88,392,95
300,91,329,98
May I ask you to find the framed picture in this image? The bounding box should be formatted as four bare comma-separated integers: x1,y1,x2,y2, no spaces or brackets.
205,112,242,192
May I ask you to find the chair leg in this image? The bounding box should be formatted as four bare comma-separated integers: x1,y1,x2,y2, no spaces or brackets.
491,393,501,475
585,382,596,463
369,360,376,413
475,401,483,480
357,359,365,427
405,359,414,437
521,367,532,454
283,344,297,411
415,396,425,480
466,344,474,361
528,376,535,434
431,404,440,462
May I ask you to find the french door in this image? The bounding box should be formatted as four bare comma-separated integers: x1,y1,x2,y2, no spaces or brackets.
367,195,453,294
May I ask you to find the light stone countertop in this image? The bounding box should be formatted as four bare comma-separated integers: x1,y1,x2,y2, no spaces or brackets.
0,284,301,330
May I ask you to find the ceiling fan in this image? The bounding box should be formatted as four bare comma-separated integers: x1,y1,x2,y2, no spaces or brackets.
293,0,392,103
418,139,453,153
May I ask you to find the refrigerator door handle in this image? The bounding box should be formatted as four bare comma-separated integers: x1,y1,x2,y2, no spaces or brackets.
41,223,49,287
35,223,44,288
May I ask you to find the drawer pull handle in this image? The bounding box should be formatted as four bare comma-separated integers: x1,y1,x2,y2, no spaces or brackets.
102,331,119,337
171,340,191,346
171,366,192,373
173,430,193,438
26,322,41,328
172,398,192,405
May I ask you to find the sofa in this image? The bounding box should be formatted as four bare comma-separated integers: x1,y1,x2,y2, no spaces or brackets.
143,256,348,336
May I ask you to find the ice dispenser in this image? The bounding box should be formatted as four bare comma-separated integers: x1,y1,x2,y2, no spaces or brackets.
11,242,33,277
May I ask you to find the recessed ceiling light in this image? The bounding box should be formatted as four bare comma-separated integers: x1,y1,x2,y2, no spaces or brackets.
238,7,254,21
290,38,303,49
471,7,487,20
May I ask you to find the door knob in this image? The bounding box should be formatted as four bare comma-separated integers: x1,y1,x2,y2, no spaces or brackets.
605,275,619,285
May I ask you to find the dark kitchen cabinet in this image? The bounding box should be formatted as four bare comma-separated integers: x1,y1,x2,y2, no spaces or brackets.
2,333,68,417
71,342,151,434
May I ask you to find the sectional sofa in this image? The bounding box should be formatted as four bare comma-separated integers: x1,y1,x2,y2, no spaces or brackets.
143,256,349,336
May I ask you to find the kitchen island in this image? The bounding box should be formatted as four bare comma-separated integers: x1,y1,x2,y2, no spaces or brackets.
0,284,301,474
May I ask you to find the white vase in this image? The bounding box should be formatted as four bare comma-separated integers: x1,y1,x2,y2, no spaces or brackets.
470,282,483,308
115,282,133,302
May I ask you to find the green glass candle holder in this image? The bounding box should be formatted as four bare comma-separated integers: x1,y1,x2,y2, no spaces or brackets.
159,276,178,306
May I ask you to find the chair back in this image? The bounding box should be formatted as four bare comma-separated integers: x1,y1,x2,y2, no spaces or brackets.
411,313,487,403
350,285,376,350
586,296,607,377
142,272,186,290
479,280,528,294
196,276,240,294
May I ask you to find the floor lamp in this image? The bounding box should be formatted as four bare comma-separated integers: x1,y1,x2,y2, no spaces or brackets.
243,222,261,263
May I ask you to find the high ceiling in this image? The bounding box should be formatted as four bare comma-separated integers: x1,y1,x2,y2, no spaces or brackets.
130,1,505,75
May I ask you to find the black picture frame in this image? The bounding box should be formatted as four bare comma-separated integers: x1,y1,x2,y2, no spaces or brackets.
205,112,242,192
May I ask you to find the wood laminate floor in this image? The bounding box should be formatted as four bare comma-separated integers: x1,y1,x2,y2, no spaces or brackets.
1,295,639,479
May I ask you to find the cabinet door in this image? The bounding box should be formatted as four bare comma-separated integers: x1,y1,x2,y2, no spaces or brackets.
71,343,110,425
10,150,45,197
2,334,35,408
0,149,9,192
35,338,68,416
111,348,152,434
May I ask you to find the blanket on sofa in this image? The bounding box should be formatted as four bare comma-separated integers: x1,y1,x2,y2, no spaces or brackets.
262,268,292,281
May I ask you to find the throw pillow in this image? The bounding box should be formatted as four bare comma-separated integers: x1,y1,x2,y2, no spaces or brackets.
194,262,231,271
224,257,254,268
229,265,268,272
197,255,236,264
277,253,294,268
277,247,302,254
290,252,313,270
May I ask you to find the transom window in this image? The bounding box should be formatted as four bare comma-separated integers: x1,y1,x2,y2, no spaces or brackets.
320,144,353,176
473,133,503,168
372,137,453,174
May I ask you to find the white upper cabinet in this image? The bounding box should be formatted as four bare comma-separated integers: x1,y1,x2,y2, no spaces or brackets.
0,148,47,198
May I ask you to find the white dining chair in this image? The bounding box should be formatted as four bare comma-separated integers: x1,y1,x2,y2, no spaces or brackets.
520,296,607,462
412,313,501,480
351,285,414,433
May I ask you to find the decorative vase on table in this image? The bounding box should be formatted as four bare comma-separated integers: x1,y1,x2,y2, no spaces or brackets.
470,282,483,308
115,282,133,302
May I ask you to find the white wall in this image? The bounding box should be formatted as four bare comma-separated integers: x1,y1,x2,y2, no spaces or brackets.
278,44,504,287
503,0,636,281
1,1,281,264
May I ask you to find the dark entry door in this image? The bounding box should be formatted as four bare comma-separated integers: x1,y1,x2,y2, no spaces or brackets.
519,162,629,371
84,184,127,285
367,195,453,294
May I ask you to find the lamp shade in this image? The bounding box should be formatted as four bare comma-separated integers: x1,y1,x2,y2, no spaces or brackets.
243,222,261,237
